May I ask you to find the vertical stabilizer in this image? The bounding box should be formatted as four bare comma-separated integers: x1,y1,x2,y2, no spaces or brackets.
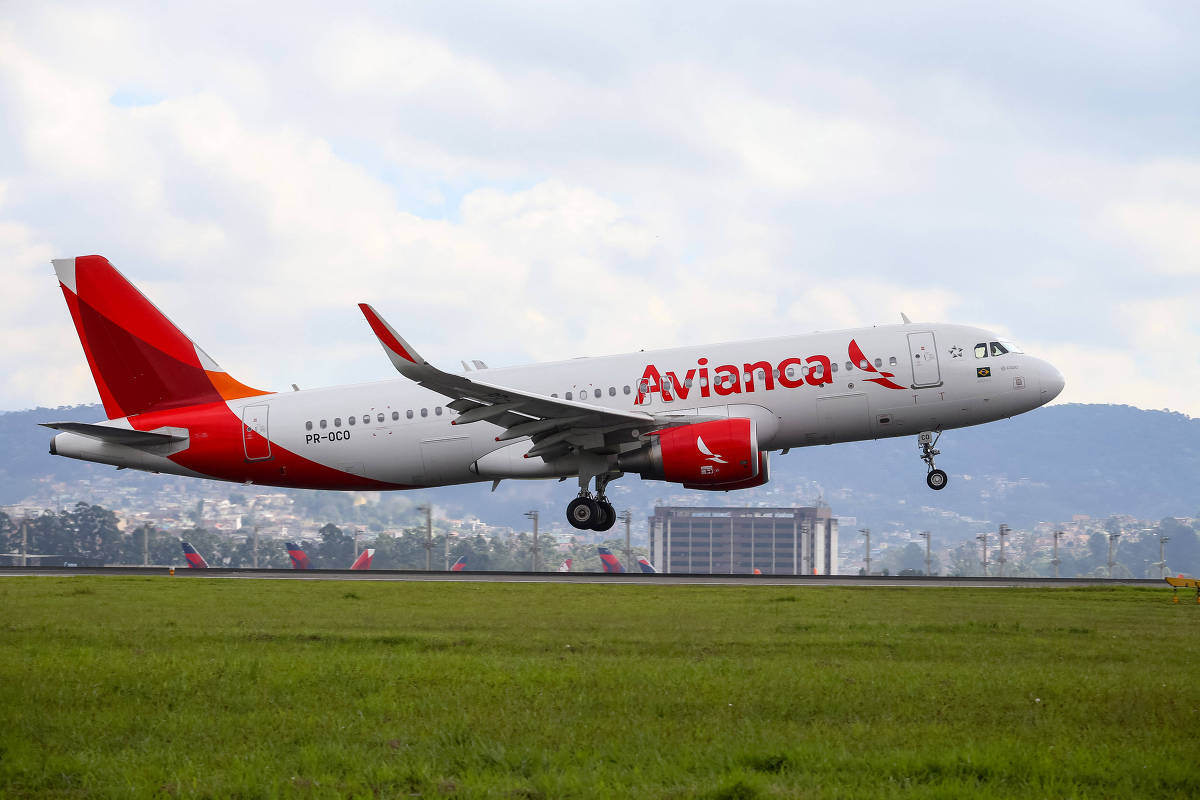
52,255,268,419
181,541,209,569
286,542,311,570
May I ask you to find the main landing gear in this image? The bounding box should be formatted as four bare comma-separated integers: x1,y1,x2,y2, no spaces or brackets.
919,430,948,491
566,473,617,531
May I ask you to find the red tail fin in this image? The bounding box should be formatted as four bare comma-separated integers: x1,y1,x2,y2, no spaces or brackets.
53,255,268,419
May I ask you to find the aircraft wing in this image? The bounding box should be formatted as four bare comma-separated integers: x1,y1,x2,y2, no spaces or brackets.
359,304,662,460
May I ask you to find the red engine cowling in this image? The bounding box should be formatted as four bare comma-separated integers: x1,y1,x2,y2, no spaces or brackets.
684,451,770,491
618,418,761,487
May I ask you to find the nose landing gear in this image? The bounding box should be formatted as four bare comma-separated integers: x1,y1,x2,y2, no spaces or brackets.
566,473,617,531
919,430,948,491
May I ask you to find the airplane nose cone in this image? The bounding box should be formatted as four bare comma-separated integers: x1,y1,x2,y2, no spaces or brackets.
1040,360,1065,403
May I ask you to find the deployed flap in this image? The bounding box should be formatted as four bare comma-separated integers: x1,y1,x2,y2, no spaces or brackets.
40,421,187,447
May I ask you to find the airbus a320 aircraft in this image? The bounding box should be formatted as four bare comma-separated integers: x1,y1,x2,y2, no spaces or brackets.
45,256,1064,532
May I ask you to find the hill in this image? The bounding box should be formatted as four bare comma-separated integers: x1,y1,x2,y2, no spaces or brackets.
4,403,1198,538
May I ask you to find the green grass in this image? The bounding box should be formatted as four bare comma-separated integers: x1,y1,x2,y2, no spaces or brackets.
0,579,1197,798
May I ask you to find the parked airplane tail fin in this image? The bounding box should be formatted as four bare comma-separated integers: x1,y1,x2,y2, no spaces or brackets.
349,549,375,570
598,547,625,573
52,255,269,420
286,542,311,570
451,555,468,571
180,541,209,569
637,557,657,573
558,558,572,572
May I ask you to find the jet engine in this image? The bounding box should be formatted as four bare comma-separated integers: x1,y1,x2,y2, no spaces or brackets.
618,418,760,488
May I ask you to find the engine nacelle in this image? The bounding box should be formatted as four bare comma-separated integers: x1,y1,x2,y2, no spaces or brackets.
618,418,760,487
684,451,770,491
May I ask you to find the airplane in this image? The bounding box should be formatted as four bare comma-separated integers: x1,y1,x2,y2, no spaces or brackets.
598,546,625,573
180,541,209,569
286,541,374,570
451,555,468,571
558,558,572,572
636,557,657,573
44,255,1065,531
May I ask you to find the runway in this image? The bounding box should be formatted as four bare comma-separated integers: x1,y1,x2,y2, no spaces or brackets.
0,566,1162,588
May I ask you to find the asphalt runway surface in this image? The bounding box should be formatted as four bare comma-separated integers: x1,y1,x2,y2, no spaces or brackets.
0,566,1164,588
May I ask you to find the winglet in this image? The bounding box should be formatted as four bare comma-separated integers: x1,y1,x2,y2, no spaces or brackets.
358,303,427,376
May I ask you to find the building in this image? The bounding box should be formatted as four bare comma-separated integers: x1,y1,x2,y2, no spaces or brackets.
648,505,839,575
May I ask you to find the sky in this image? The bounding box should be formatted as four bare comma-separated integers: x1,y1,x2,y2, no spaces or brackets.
2,2,1199,415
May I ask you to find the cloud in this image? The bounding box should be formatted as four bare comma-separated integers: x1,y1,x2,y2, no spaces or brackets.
1,2,1199,421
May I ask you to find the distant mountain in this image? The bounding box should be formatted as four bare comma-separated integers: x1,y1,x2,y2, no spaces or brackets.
5,403,1198,539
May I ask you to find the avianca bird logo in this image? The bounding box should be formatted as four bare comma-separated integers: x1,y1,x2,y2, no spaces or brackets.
697,435,727,464
848,339,906,391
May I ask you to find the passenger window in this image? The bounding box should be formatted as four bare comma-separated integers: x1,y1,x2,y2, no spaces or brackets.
305,421,313,431
608,386,616,396
990,341,1008,356
845,362,853,371
348,416,356,425
334,417,342,427
623,385,631,395
859,360,869,369
406,410,413,419
786,367,795,378
638,380,649,393
420,408,428,418
319,419,327,429
889,356,897,367
362,414,369,424
435,407,443,416
814,365,824,378
831,363,838,373
594,389,602,398
975,343,988,359
874,358,882,368
566,391,573,400
391,411,398,421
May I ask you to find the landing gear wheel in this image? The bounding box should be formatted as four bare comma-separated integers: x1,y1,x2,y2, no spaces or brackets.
926,469,948,491
593,501,616,532
567,497,601,530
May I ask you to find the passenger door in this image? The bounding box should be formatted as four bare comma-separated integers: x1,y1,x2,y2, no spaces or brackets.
907,332,942,388
241,404,272,461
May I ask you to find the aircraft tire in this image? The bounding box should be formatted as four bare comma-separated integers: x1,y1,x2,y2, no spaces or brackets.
593,501,617,532
926,469,948,490
567,497,601,529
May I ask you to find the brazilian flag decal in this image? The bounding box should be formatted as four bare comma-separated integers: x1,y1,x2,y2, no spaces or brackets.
977,367,992,378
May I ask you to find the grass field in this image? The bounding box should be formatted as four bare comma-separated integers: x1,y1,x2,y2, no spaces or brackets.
0,578,1197,798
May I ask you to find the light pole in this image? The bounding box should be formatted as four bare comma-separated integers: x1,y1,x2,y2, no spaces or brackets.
417,504,433,571
1154,536,1169,580
1107,532,1120,578
997,524,1010,578
918,531,931,576
524,510,539,571
1052,530,1063,578
976,533,989,577
620,510,633,568
858,529,871,575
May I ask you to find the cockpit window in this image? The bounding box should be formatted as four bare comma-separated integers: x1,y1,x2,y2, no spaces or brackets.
990,341,1008,356
998,338,1023,354
974,343,988,359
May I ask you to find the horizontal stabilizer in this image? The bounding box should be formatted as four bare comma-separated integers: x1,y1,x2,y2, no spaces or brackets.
41,422,186,447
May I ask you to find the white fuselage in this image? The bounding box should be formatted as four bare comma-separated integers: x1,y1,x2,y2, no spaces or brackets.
197,322,1060,488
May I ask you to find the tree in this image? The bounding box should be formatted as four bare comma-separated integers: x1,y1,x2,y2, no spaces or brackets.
315,523,355,568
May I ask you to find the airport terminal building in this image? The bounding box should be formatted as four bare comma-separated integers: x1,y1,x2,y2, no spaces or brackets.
648,505,839,575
